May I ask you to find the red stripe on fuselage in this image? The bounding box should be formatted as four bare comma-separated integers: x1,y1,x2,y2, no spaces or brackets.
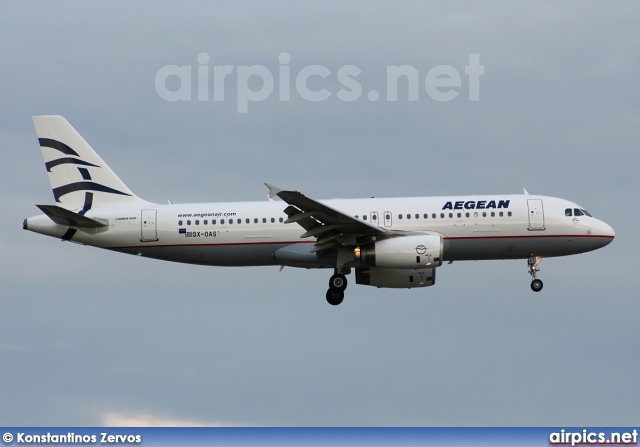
444,234,614,241
110,234,612,250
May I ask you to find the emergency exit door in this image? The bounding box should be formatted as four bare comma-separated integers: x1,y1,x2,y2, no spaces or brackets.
384,211,393,227
370,212,380,227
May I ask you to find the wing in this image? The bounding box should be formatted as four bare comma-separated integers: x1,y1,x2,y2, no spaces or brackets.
265,183,387,253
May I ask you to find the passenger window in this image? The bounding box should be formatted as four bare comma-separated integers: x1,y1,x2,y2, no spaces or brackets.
440,213,444,219
482,212,486,217
246,218,250,224
407,214,411,220
212,219,216,225
499,212,504,217
457,213,461,218
187,220,191,225
229,219,233,224
415,214,419,219
220,219,224,224
279,217,284,223
363,215,367,221
491,212,495,217
574,209,584,216
178,220,183,226
262,218,267,223
432,213,436,219
449,213,453,218
424,214,428,219
271,218,275,223
372,214,377,221
385,214,391,220
254,218,258,223
204,220,208,225
507,211,512,217
474,212,478,218
565,208,573,217
398,215,402,220
465,213,470,218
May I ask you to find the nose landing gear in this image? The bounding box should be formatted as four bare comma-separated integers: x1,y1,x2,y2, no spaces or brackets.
528,256,543,292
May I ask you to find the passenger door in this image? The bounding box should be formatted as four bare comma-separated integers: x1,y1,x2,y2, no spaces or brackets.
141,209,158,241
527,199,545,230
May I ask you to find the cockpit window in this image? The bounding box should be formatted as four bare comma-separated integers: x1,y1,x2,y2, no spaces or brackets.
581,209,592,217
574,208,584,216
565,208,572,217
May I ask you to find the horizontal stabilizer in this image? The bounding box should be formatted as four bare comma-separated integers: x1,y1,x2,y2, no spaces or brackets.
36,204,107,228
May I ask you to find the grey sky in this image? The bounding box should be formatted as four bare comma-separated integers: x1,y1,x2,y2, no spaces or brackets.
1,1,638,426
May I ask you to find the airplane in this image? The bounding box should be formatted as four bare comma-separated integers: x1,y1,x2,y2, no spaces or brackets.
23,115,615,305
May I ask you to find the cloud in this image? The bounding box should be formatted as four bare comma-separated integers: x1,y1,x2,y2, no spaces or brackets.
100,412,250,427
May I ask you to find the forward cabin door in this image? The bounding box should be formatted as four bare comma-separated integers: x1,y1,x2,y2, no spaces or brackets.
141,209,158,241
527,199,545,230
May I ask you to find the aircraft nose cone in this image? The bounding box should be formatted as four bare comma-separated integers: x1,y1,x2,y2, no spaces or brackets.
603,222,615,238
606,224,615,239
597,220,615,243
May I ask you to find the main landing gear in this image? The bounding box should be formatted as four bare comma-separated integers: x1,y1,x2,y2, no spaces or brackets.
326,269,348,306
528,256,543,292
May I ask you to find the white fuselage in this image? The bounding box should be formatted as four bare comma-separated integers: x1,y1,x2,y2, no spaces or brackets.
24,194,615,268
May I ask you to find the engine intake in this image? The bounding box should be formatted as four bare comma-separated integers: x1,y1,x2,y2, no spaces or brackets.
355,235,443,269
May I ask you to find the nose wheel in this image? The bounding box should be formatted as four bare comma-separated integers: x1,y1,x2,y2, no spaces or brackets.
528,256,543,292
531,278,543,292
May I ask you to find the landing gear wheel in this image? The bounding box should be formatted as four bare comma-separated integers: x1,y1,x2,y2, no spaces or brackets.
326,289,344,306
527,256,543,293
329,274,348,292
531,279,543,292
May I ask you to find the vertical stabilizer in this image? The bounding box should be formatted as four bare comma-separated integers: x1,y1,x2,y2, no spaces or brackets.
32,115,149,210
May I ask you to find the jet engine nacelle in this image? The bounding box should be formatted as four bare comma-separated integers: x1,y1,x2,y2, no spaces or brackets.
355,235,443,269
355,267,436,288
